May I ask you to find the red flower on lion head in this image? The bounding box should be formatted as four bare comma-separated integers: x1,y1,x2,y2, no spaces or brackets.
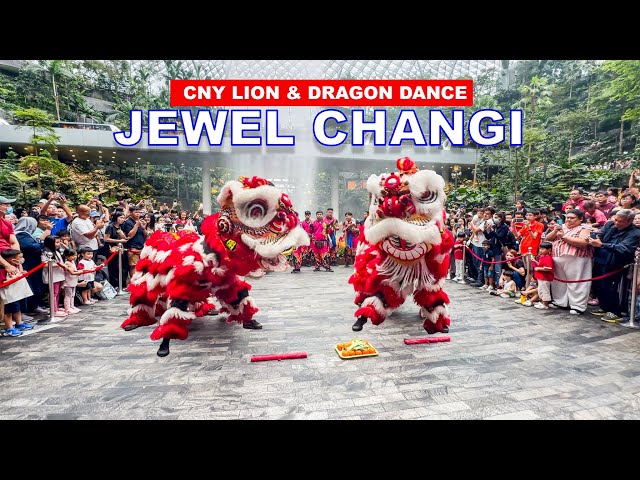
239,176,270,189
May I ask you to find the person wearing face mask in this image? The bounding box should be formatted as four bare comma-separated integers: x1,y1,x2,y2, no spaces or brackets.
0,195,21,278
484,210,511,286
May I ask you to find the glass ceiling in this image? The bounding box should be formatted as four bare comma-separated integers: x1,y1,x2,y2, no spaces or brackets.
129,59,511,84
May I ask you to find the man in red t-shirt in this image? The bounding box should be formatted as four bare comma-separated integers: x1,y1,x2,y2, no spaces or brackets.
0,195,20,278
533,241,554,309
582,201,608,228
517,211,545,256
562,189,586,212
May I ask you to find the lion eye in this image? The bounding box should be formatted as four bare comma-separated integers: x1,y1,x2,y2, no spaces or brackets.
419,191,437,204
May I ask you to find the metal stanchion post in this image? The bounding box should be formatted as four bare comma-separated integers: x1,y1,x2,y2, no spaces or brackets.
462,243,467,283
525,247,533,287
116,245,127,295
622,248,640,329
46,253,56,322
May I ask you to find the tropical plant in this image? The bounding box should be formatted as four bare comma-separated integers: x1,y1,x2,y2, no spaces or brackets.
12,107,67,194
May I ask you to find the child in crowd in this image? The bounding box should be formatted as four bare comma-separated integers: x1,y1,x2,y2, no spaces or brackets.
56,230,72,252
61,249,83,314
0,249,34,336
533,241,554,310
493,269,517,298
480,239,495,292
516,279,540,306
452,232,466,283
77,246,98,305
94,254,109,285
42,235,67,318
504,249,527,290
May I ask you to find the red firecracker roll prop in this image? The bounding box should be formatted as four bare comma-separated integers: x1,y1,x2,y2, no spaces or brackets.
404,337,450,345
250,352,308,362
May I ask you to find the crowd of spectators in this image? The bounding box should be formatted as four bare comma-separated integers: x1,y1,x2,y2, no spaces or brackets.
446,170,640,324
0,192,204,337
5,170,640,337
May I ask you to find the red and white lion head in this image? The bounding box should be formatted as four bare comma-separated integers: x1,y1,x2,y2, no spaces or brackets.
363,157,446,264
201,175,309,272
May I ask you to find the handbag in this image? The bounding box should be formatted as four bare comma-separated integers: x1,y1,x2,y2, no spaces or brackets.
0,277,34,304
96,280,117,300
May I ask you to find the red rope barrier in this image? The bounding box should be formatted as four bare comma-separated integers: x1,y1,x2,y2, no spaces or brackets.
56,250,119,274
552,265,630,283
464,246,527,265
463,246,632,283
0,262,46,289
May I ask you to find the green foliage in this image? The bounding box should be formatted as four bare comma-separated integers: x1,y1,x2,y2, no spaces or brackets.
5,60,640,214
20,150,67,178
446,184,497,207
601,61,640,121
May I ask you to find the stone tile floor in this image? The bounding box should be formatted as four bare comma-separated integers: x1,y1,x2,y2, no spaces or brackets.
1,268,640,419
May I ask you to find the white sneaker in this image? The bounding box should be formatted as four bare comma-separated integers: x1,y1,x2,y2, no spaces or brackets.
570,309,581,315
486,287,495,293
500,293,511,298
523,300,533,307
534,303,549,310
35,306,50,314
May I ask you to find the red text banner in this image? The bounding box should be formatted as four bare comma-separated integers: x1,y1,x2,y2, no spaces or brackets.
170,79,474,107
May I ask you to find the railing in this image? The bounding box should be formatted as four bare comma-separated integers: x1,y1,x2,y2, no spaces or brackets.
51,121,120,132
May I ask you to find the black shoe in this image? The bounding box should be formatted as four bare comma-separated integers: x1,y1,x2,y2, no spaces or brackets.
470,282,483,288
326,268,334,272
344,264,350,268
441,326,449,333
243,319,263,329
313,268,321,272
352,316,368,331
157,338,170,357
123,323,139,331
291,269,300,273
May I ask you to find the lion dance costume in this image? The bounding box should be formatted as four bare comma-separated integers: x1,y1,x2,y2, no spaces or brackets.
349,157,454,333
121,175,310,357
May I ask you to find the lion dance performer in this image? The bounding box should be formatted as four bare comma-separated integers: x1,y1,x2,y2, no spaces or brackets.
290,210,312,273
121,175,310,357
349,157,454,334
341,212,359,268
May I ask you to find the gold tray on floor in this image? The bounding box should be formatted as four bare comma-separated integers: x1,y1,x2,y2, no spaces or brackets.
335,340,378,359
